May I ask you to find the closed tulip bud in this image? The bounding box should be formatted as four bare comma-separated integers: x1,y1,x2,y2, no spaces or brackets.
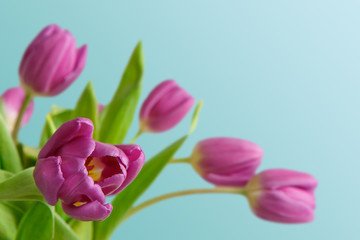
0,87,34,133
19,24,87,96
139,80,195,132
189,138,263,187
34,118,145,221
245,169,317,223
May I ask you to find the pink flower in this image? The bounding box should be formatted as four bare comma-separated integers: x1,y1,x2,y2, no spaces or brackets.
33,118,145,221
245,169,317,223
139,80,195,132
189,138,263,187
0,87,34,133
19,24,87,96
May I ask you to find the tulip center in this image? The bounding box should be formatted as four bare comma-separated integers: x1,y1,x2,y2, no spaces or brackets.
85,156,122,182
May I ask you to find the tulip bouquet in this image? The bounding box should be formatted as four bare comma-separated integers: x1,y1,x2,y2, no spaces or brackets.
0,24,318,240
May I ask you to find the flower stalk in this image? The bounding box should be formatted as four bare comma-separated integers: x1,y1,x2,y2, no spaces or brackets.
12,92,32,143
122,187,244,222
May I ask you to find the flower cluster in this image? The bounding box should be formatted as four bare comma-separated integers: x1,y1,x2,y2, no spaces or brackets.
0,22,318,237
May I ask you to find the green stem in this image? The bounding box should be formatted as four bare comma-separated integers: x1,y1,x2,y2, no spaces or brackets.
122,187,244,223
12,93,32,143
168,157,190,164
129,129,143,144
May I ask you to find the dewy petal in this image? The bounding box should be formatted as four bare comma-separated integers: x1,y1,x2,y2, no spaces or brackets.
33,156,64,205
112,144,145,194
62,201,113,221
39,118,94,158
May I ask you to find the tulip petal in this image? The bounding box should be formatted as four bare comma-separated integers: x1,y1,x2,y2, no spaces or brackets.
139,79,178,120
62,201,113,221
50,44,87,96
39,118,94,158
58,169,105,205
57,136,95,159
258,169,318,191
252,189,315,223
1,87,34,132
112,144,145,194
33,156,64,205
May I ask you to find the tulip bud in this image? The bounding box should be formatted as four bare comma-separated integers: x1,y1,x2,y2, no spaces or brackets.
189,137,263,187
139,80,195,132
33,118,145,221
245,169,317,223
19,24,87,96
0,87,34,133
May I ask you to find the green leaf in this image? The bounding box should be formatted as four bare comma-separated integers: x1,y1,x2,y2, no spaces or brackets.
188,100,203,135
54,213,81,240
0,169,14,182
99,41,144,144
69,220,93,240
55,201,71,223
72,81,99,139
0,114,22,173
94,135,187,240
0,202,23,240
15,201,53,240
39,114,57,147
0,167,43,201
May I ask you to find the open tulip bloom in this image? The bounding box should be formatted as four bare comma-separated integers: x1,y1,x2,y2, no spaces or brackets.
0,24,318,240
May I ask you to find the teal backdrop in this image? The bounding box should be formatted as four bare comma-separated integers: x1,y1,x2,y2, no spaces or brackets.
1,1,359,239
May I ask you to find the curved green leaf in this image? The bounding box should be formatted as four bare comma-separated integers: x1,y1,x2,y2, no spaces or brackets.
0,202,23,240
0,167,43,201
15,201,53,240
189,101,203,135
0,169,14,182
54,213,81,240
0,115,22,172
69,220,93,240
99,41,144,144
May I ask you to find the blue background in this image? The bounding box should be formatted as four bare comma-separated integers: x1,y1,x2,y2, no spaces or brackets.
1,1,359,239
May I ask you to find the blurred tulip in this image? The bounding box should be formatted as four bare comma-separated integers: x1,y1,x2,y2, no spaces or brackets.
189,137,263,187
139,79,194,132
33,118,145,221
0,87,34,133
19,24,87,96
245,169,317,223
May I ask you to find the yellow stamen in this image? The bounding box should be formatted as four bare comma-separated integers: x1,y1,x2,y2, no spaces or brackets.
73,201,87,207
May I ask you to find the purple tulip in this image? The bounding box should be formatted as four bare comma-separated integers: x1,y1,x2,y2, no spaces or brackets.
139,80,195,132
33,118,145,221
245,169,317,223
19,24,87,96
0,87,34,133
189,138,263,187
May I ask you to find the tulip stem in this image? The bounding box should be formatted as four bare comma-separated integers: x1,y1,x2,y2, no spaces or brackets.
169,157,190,164
122,187,244,223
129,130,143,144
12,93,32,143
